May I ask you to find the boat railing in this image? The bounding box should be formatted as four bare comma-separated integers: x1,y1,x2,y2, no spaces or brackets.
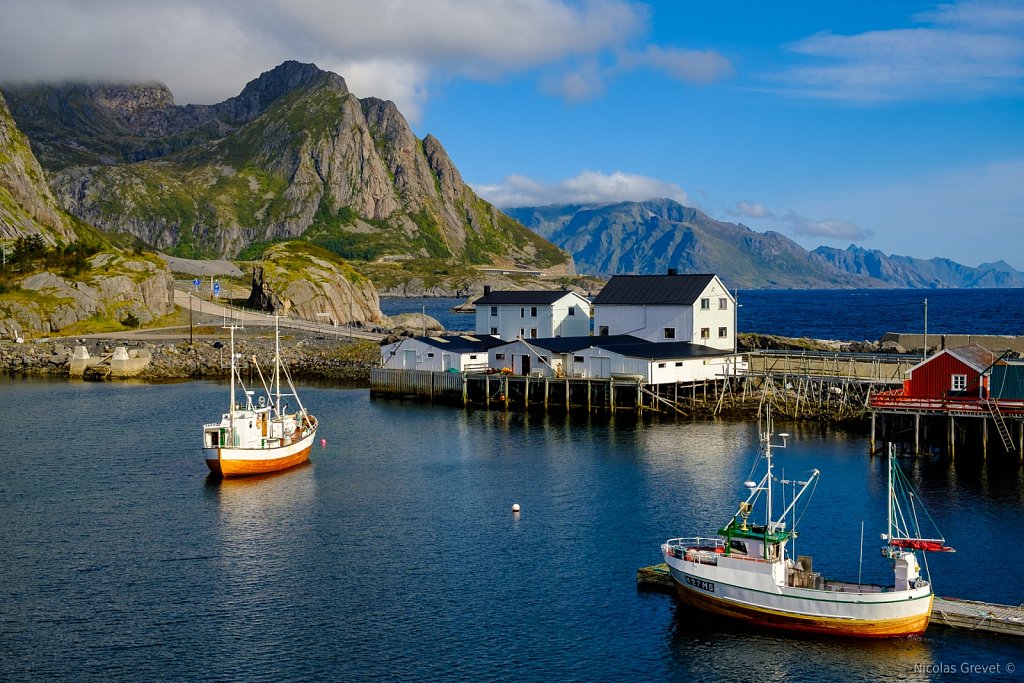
665,537,724,551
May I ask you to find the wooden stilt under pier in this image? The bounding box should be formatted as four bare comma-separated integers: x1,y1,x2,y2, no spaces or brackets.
636,564,1024,636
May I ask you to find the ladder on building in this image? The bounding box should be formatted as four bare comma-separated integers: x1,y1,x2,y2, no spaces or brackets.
985,400,1016,452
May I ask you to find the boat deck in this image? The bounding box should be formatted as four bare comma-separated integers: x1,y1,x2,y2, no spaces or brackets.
637,563,1024,637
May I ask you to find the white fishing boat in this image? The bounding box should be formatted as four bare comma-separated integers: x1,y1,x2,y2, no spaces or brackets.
202,319,318,477
662,414,952,637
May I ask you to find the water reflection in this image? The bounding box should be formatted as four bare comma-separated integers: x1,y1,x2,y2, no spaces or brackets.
666,600,935,681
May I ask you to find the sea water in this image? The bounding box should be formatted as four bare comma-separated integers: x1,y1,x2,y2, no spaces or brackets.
1,378,1021,681
381,288,1024,340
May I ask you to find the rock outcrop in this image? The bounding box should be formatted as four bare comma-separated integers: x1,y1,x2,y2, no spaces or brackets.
246,242,388,325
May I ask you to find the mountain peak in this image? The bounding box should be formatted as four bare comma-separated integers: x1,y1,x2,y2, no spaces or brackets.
225,61,346,123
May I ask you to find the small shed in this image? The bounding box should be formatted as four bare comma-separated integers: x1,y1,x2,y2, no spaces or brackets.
903,345,998,399
990,360,1024,400
381,334,505,372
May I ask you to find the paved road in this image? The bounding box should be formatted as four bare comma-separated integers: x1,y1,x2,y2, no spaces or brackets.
173,290,387,342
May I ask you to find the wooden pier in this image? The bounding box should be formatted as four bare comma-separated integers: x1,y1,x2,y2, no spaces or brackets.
636,563,1024,637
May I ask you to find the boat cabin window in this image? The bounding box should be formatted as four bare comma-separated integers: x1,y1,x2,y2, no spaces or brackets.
730,540,748,554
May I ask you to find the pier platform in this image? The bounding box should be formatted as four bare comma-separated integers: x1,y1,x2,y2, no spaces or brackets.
636,563,1024,637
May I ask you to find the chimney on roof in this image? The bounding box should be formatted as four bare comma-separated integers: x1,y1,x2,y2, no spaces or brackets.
667,268,678,276
483,285,491,295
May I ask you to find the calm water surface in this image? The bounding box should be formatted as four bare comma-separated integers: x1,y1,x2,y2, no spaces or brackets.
1,378,1022,681
381,288,1024,340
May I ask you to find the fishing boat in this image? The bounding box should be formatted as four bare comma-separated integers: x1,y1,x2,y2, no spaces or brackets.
202,320,318,477
661,414,953,638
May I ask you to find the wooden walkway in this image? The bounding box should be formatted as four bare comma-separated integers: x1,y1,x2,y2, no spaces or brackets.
636,563,1024,637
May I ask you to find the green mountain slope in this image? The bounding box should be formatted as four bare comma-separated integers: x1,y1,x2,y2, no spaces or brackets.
3,61,571,274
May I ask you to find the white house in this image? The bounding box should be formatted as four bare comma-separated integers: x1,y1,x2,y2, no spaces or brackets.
473,288,591,341
591,272,736,351
487,335,642,377
487,334,745,383
575,339,744,384
381,334,505,372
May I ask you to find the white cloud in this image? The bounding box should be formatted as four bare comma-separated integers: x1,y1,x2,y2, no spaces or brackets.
619,45,735,84
0,0,649,112
773,1,1024,100
732,200,772,219
473,170,688,208
780,211,872,240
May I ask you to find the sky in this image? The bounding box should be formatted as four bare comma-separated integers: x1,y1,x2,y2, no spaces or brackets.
1,1,1022,269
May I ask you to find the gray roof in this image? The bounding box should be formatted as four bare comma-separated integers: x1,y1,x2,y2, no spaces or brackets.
474,290,579,305
509,335,644,353
591,274,717,305
946,345,999,372
591,340,730,360
414,334,506,354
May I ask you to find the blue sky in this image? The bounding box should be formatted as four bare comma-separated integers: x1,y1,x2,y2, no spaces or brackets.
1,1,1022,268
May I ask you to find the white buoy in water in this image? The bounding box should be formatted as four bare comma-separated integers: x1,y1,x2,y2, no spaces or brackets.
512,503,521,513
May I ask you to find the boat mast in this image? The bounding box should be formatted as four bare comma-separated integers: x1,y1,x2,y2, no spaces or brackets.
229,325,236,436
887,442,894,545
274,315,281,414
765,410,774,528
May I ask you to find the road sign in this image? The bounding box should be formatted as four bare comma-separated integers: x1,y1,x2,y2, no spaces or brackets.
193,278,200,289
213,281,220,297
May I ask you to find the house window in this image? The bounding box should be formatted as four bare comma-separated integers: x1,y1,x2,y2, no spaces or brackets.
658,362,666,368
700,327,710,339
530,328,538,339
531,306,537,317
520,328,526,337
675,361,683,367
520,308,525,318
427,353,435,358
495,353,505,361
599,326,609,336
574,355,584,362
469,355,477,360
664,327,676,340
539,356,548,363
701,298,710,310
719,326,728,338
951,374,967,392
490,306,498,316
719,298,728,310
568,306,575,316
490,327,498,335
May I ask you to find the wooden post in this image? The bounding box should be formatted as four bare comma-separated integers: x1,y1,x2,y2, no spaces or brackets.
917,413,925,456
948,416,955,460
587,380,591,413
544,377,549,409
982,418,988,461
524,376,530,408
504,377,509,410
870,412,876,455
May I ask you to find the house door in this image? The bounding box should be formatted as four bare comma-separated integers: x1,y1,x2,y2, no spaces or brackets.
403,349,417,369
442,352,454,371
521,355,531,376
597,357,611,378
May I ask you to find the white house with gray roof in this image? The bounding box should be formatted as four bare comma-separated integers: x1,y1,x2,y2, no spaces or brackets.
487,334,744,382
591,272,735,351
474,288,591,341
381,334,506,372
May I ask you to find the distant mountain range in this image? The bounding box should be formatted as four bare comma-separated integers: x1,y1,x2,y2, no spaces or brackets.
505,199,1024,289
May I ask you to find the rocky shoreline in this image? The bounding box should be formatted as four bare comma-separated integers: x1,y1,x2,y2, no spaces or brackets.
0,330,381,382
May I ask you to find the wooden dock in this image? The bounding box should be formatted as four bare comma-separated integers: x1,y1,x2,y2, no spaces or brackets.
636,563,1024,636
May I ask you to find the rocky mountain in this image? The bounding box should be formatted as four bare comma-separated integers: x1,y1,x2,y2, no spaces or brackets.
812,245,1024,288
0,92,77,244
506,199,871,289
1,90,176,338
2,61,572,275
507,199,1024,289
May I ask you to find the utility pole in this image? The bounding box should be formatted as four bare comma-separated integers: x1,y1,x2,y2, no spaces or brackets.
189,293,194,347
923,298,928,360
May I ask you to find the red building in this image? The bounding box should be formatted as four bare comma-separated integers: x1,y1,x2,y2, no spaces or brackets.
900,345,996,400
